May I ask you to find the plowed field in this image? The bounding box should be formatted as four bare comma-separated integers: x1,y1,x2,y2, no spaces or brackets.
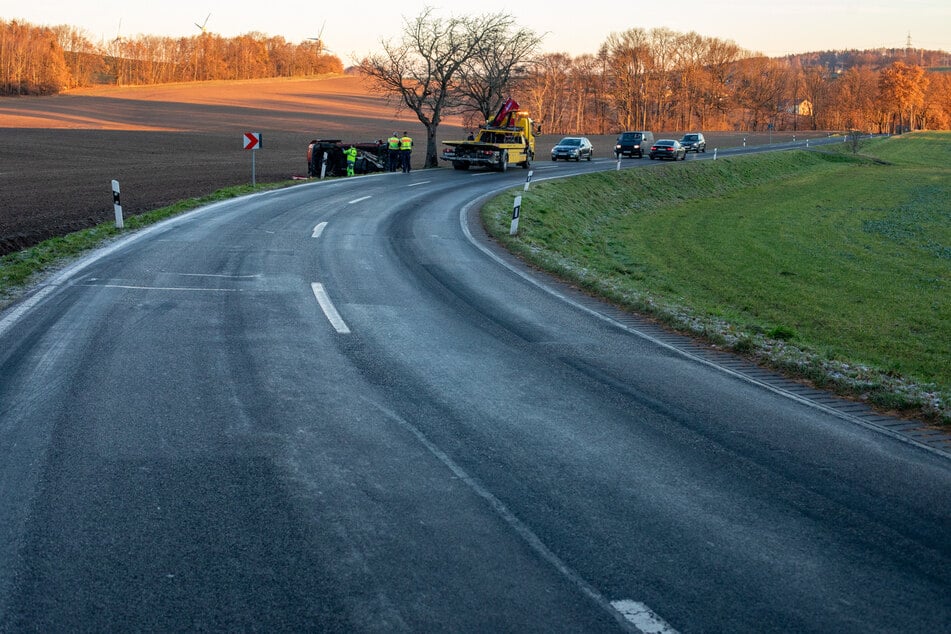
0,75,450,255
0,76,823,256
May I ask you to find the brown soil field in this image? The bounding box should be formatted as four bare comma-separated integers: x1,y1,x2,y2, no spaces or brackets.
0,75,448,255
0,75,828,256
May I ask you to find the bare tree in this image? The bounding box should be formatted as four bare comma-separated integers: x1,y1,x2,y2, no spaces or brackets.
522,52,573,134
732,55,790,131
879,61,929,133
601,28,651,131
359,7,537,167
698,37,742,129
829,66,878,131
454,20,542,123
922,72,951,130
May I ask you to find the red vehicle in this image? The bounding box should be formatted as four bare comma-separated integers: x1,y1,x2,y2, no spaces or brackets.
648,139,687,161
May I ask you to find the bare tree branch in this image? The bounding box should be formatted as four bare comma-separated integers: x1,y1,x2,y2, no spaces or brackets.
358,8,539,167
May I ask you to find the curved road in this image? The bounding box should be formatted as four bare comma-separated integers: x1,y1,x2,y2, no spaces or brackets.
1,145,948,632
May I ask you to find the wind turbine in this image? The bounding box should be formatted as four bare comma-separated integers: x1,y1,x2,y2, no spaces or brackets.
110,18,126,86
308,21,328,54
195,13,211,34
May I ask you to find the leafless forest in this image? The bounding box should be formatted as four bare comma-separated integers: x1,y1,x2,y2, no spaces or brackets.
1,17,949,136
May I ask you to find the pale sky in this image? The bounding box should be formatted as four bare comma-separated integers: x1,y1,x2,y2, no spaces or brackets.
3,0,949,61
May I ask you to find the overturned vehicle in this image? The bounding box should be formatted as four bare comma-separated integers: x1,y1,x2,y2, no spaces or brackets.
307,139,388,177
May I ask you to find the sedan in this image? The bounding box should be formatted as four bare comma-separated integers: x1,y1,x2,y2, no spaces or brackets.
551,137,593,161
648,139,686,161
680,133,706,153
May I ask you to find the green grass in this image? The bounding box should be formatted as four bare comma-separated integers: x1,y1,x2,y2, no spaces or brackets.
0,181,293,306
483,132,951,423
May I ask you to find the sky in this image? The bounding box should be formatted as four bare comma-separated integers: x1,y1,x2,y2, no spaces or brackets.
3,0,949,62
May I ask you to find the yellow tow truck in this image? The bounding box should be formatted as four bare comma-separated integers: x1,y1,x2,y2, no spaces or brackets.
441,99,535,172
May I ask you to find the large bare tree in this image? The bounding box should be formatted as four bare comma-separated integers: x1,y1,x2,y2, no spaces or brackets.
358,8,539,167
879,61,929,133
454,21,543,124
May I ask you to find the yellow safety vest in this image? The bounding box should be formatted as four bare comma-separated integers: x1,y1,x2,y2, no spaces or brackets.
400,136,412,150
388,136,400,150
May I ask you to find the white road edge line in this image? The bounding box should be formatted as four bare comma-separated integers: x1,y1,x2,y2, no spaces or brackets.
611,600,679,633
458,192,949,461
312,221,327,238
348,195,372,204
407,181,430,187
82,284,239,292
365,398,654,633
0,192,271,338
175,273,260,279
310,282,350,334
0,285,56,339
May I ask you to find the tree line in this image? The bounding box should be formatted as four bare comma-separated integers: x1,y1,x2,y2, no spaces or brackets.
0,19,342,94
3,14,948,144
522,30,950,136
358,11,949,167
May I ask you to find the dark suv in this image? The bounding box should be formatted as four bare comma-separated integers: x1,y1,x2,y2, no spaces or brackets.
679,133,706,153
614,131,654,158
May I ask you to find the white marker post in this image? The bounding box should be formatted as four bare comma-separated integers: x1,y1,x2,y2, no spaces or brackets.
243,132,262,186
524,170,534,191
616,154,621,171
320,151,328,180
713,148,718,160
510,195,522,236
111,179,124,229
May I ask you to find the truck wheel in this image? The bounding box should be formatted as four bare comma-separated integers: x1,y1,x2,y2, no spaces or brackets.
499,151,508,172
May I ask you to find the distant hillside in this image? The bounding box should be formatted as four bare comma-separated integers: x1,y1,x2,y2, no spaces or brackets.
1,18,343,95
786,48,950,74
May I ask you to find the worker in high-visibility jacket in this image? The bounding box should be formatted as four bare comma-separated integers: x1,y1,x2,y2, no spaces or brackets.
399,132,413,173
387,133,401,172
344,145,357,176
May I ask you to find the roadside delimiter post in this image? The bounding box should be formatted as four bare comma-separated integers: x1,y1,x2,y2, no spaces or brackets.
510,195,521,236
111,180,124,229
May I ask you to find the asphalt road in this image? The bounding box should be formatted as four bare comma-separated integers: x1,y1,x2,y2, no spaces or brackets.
1,143,948,632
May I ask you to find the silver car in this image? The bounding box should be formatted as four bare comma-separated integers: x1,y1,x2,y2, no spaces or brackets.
551,137,593,161
680,133,706,153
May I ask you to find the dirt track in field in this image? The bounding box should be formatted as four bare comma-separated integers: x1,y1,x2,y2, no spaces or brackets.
0,76,825,256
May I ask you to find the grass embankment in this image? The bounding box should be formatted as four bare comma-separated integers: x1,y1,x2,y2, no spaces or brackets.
0,182,292,307
483,133,950,423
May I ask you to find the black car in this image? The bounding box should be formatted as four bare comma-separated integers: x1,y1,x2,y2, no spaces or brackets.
648,139,686,161
614,131,654,158
680,133,706,153
551,136,593,161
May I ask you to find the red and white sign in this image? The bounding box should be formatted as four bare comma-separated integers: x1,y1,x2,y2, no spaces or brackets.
243,132,262,150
